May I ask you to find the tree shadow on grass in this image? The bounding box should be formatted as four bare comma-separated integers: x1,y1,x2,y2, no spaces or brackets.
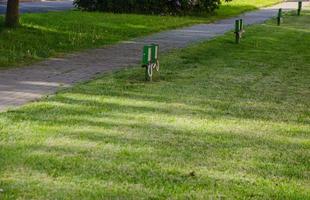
1,96,308,177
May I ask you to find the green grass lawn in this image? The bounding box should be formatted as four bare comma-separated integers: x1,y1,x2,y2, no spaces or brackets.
0,0,281,69
216,0,281,17
0,9,309,199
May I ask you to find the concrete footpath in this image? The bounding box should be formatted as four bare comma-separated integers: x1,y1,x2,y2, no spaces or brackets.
0,1,309,112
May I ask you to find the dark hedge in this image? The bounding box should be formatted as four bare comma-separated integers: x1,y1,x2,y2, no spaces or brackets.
73,0,231,14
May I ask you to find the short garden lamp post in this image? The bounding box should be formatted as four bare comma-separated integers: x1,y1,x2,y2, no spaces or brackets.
235,19,245,44
298,1,302,16
277,8,282,26
142,44,160,81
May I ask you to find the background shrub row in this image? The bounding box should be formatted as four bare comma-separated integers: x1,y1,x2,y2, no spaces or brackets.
73,0,231,14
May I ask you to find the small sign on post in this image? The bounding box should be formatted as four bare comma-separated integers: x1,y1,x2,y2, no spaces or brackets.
277,8,282,26
235,19,245,44
298,1,302,16
142,44,160,81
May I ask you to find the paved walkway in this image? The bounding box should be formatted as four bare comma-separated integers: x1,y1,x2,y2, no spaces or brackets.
0,0,73,14
0,1,309,112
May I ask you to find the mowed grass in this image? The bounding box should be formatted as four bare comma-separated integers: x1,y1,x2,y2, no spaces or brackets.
216,0,281,17
0,0,281,69
1,10,310,200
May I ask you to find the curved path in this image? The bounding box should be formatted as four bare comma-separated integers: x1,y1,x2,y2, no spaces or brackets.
0,1,309,111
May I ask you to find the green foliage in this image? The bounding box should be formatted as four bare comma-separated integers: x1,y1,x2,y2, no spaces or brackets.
73,0,231,14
